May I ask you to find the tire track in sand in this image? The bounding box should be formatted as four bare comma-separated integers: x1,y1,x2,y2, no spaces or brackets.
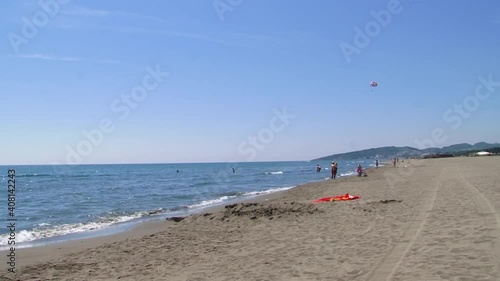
365,167,445,281
459,172,500,279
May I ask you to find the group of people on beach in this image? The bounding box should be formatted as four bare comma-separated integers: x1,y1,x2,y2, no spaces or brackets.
316,158,405,179
393,157,404,167
316,161,371,179
316,162,338,179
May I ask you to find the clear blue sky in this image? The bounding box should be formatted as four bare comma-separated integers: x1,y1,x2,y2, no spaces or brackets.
1,0,499,165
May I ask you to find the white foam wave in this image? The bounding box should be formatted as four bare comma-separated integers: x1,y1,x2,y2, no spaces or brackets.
265,171,283,175
242,186,293,196
188,195,238,209
188,186,294,210
340,172,356,177
0,213,145,246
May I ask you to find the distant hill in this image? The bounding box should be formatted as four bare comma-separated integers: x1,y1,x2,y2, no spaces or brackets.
431,142,500,153
312,142,500,161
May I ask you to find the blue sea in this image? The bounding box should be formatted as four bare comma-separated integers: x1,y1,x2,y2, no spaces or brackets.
0,160,381,249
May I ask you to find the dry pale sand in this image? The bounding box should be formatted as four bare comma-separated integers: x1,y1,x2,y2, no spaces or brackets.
2,157,500,281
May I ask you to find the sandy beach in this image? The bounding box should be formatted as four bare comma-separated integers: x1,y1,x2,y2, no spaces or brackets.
2,156,500,280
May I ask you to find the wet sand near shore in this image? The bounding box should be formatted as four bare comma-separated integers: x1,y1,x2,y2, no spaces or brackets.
2,157,499,280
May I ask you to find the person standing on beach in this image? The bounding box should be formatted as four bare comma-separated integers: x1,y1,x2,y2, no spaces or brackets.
393,158,397,167
331,162,338,179
375,159,379,168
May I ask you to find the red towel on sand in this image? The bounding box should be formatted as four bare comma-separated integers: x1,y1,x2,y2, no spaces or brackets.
313,193,360,203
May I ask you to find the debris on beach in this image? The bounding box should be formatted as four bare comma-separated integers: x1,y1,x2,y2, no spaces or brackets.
349,199,404,214
378,199,402,204
365,199,402,205
166,216,186,222
148,210,163,215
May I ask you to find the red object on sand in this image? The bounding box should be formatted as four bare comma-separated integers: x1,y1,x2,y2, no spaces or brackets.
313,193,360,203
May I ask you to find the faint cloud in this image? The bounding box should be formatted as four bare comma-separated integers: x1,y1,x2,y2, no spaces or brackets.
17,53,121,64
89,58,121,64
54,6,285,48
111,27,237,45
18,54,81,62
230,31,284,44
61,6,167,23
57,25,254,47
62,7,110,17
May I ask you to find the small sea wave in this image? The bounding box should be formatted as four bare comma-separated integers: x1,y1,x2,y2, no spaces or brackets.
265,171,283,175
340,172,356,177
188,195,238,209
0,212,148,247
242,186,293,196
186,186,294,210
214,191,240,197
169,205,190,212
14,173,52,178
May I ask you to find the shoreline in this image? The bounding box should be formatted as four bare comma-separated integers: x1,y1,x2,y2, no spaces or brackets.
0,166,373,271
3,163,374,252
1,186,290,252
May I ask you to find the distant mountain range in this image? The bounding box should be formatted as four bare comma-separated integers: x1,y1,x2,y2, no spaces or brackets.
312,142,500,161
